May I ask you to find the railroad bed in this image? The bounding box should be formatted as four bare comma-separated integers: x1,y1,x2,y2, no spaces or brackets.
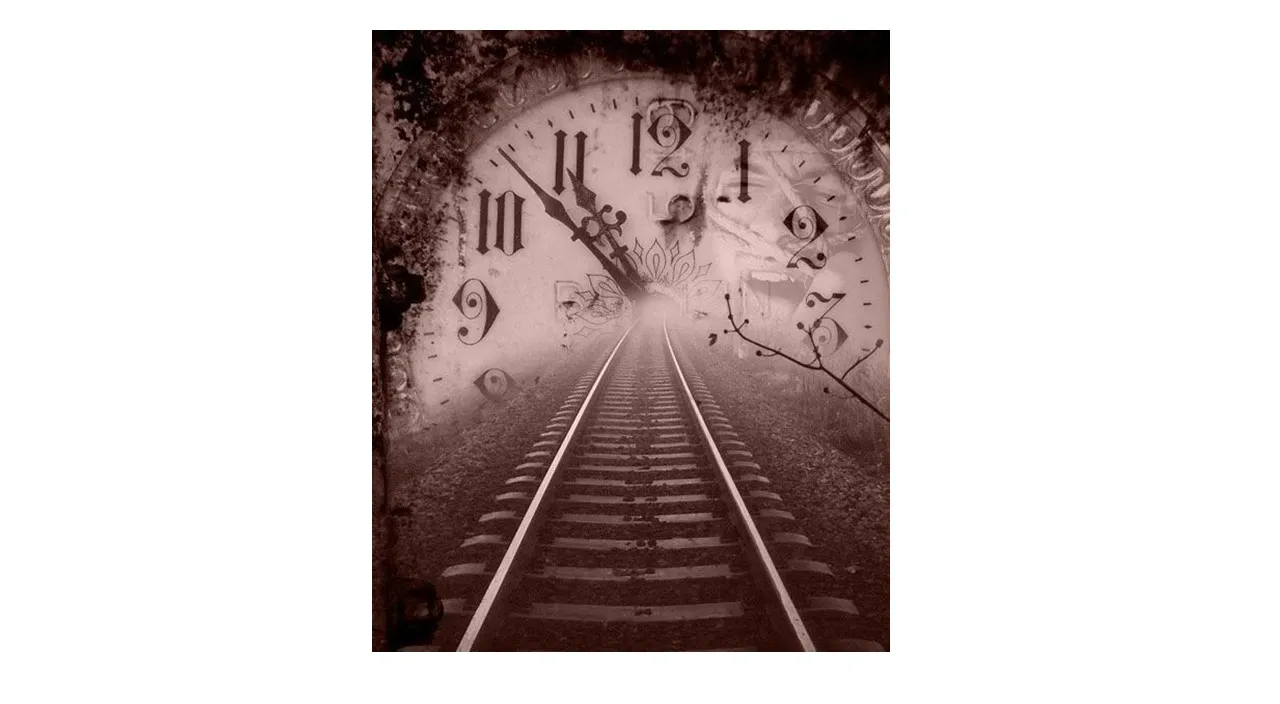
412,318,883,651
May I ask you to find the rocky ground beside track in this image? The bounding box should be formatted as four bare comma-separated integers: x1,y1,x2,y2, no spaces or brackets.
386,333,615,605
673,328,891,647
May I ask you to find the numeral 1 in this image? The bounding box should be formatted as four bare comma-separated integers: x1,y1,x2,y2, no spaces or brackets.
630,113,642,175
738,139,751,202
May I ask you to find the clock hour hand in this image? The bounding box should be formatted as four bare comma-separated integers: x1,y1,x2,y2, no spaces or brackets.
565,167,598,215
497,147,581,238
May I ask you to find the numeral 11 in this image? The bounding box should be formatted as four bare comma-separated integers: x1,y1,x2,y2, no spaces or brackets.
554,130,587,195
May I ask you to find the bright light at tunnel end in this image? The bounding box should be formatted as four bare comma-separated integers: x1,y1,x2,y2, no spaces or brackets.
636,291,681,323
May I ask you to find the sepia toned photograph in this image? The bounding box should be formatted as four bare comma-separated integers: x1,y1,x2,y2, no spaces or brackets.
372,30,890,651
15,4,1277,698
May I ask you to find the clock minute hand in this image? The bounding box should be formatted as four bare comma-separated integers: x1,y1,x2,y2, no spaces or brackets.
497,147,581,238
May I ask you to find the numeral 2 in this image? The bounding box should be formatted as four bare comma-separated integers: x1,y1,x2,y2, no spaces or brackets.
784,205,829,270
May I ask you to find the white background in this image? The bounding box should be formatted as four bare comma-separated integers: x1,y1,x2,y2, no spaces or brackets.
2,3,1279,701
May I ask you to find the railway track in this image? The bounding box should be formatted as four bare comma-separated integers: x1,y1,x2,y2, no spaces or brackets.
416,317,883,651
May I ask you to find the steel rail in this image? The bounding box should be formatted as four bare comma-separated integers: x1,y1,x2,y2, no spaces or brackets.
456,321,638,651
661,317,818,652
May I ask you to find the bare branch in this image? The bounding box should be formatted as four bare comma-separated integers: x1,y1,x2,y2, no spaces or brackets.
727,298,824,373
720,293,889,423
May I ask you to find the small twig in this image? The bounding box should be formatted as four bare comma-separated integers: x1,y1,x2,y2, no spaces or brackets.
841,340,884,382
802,321,825,368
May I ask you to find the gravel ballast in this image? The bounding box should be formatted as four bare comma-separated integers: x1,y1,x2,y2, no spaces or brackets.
386,333,615,601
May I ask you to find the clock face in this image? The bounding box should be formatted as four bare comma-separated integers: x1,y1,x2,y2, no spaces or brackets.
388,72,889,430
